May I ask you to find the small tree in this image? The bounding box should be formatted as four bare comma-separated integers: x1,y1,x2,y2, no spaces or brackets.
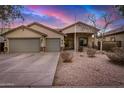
0,5,24,35
87,10,122,52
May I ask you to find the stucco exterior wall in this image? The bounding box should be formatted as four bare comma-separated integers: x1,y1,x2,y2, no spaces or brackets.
105,33,124,47
63,24,95,48
29,24,64,47
62,25,96,34
64,33,93,50
5,28,42,38
88,36,93,47
62,24,97,50
4,28,44,53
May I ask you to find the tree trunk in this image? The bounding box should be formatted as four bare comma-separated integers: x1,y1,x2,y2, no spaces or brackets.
100,40,103,52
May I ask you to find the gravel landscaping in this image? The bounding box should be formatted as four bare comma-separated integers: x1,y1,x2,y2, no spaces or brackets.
53,51,124,87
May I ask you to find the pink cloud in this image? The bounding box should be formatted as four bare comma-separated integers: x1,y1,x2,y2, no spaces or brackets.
27,5,73,24
27,5,40,9
96,19,105,26
41,10,73,24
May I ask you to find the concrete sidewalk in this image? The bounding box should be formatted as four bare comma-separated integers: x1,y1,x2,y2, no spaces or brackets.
0,52,60,87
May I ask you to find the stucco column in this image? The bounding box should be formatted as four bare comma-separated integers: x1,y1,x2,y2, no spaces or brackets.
5,38,9,53
74,33,77,52
41,36,46,52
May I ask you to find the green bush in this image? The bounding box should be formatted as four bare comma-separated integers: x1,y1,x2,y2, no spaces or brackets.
78,47,83,52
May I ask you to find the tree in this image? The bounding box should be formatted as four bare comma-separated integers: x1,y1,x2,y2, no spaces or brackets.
0,5,24,34
87,11,121,52
115,5,124,16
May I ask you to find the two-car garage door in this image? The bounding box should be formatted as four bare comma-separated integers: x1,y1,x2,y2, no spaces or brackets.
9,38,61,52
9,38,40,53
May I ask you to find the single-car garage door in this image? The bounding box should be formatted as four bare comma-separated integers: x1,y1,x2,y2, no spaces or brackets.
9,38,40,53
46,38,60,52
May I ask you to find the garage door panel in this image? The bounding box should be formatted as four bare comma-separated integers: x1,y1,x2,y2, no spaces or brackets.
9,38,40,53
46,38,60,52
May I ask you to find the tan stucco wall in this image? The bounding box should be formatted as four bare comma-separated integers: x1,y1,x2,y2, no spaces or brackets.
29,24,64,47
62,24,97,49
4,28,44,53
105,33,124,47
65,33,93,50
5,28,42,38
62,25,96,34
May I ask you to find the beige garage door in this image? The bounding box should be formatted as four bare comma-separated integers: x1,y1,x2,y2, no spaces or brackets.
46,38,60,52
9,38,40,53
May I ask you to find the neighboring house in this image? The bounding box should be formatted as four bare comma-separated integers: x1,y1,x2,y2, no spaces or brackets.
104,26,124,47
0,36,4,42
60,21,99,50
0,28,10,34
0,36,4,52
1,21,99,53
0,28,10,52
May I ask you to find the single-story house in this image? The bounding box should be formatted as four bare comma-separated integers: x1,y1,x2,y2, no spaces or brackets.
104,26,124,47
60,21,99,51
2,21,99,53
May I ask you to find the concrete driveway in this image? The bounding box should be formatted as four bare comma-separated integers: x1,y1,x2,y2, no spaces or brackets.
0,52,60,87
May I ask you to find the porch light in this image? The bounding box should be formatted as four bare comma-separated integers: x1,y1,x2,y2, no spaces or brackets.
97,31,103,38
92,34,95,38
97,32,101,37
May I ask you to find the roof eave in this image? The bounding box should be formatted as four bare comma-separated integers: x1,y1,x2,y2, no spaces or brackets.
2,25,48,37
61,21,99,32
27,22,65,36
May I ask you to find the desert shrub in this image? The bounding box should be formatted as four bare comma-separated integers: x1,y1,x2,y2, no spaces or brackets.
94,45,98,50
78,47,83,52
112,47,124,53
106,47,124,64
60,51,73,63
103,42,117,51
87,48,96,57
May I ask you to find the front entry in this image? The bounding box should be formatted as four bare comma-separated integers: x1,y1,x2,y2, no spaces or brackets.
78,37,88,48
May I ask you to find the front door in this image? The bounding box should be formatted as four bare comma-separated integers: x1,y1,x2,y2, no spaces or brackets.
79,37,88,48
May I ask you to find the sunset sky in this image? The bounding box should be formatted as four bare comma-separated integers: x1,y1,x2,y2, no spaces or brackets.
11,5,124,31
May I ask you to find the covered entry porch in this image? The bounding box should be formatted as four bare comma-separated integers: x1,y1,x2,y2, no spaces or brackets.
64,33,94,51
